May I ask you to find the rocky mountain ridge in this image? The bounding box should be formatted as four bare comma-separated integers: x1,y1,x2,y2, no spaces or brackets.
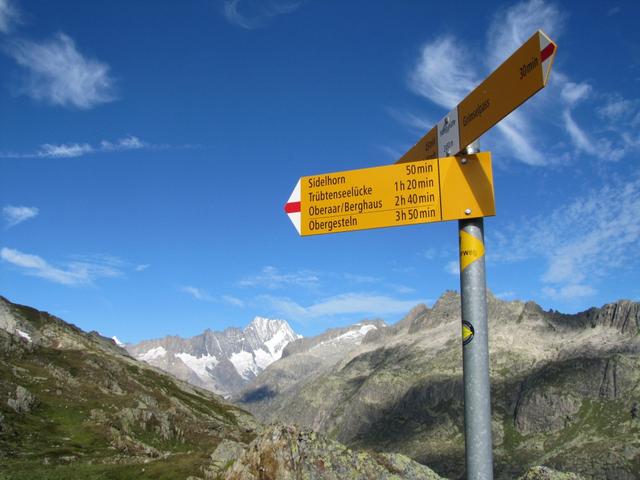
127,316,300,397
238,291,640,479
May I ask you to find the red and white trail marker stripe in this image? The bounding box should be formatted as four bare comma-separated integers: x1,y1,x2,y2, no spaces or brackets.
539,32,556,84
284,179,301,234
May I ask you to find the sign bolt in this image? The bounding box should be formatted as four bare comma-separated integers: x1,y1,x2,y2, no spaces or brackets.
461,158,468,164
464,208,472,215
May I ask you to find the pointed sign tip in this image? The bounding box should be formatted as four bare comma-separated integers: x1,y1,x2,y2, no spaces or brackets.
284,201,301,213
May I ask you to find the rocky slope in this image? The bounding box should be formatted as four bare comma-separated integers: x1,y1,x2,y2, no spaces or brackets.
0,295,259,479
127,316,300,397
238,292,640,479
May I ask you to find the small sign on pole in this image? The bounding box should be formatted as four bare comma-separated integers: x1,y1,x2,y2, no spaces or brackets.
396,30,557,164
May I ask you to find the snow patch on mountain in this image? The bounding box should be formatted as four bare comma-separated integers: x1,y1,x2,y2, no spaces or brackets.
230,350,258,379
112,336,125,346
16,329,31,342
311,324,377,351
265,327,299,356
138,346,167,361
175,352,219,380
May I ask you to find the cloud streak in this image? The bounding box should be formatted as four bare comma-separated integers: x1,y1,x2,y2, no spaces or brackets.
223,0,301,29
1,247,123,286
180,286,245,307
180,286,214,302
239,266,320,290
6,33,115,109
2,205,38,228
260,292,427,320
408,35,477,110
1,135,150,159
0,0,20,34
490,175,640,300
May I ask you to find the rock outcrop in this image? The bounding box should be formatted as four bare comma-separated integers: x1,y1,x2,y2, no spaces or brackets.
224,424,444,480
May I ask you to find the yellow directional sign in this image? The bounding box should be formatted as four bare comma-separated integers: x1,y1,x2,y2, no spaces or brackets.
397,30,557,164
285,152,495,236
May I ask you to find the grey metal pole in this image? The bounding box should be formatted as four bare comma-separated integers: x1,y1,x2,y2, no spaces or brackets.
458,143,493,480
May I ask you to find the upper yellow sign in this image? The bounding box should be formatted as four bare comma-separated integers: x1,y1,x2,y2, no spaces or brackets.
284,152,495,236
396,30,557,164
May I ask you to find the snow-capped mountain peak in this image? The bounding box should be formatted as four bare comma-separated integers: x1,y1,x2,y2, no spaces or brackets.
127,316,301,397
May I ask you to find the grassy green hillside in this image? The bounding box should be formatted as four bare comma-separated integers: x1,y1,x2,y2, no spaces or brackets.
0,297,257,480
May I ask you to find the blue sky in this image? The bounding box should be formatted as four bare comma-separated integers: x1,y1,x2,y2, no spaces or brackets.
1,0,639,342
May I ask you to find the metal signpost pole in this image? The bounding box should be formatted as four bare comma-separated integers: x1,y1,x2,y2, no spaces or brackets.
459,143,493,479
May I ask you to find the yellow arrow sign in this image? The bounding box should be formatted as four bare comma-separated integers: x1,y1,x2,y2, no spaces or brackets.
397,30,557,164
285,152,495,236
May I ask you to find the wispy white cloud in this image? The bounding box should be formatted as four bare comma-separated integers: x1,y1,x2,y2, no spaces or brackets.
100,136,145,151
2,205,38,228
561,82,592,106
597,95,638,123
387,284,416,295
490,175,640,300
6,33,115,109
562,109,591,153
542,284,596,301
375,144,404,160
342,273,379,284
180,286,214,302
239,266,320,289
386,108,434,133
0,0,20,34
222,0,301,29
134,264,150,272
1,247,123,286
408,35,477,110
180,286,245,307
39,143,94,158
494,112,546,166
259,292,427,320
222,295,244,307
1,135,149,159
562,109,626,161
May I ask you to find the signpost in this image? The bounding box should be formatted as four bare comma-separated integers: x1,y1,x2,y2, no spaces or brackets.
396,30,556,163
283,29,557,480
284,153,495,236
